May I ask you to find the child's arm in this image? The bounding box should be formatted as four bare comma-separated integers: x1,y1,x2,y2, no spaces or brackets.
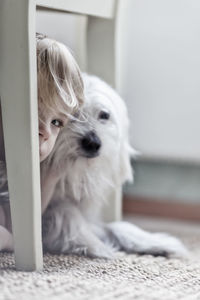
41,170,61,214
0,225,13,251
0,105,5,161
0,204,13,251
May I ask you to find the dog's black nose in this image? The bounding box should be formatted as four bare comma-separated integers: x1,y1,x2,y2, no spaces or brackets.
81,131,101,156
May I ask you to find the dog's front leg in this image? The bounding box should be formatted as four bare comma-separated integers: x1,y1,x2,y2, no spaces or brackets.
105,221,188,257
43,201,114,258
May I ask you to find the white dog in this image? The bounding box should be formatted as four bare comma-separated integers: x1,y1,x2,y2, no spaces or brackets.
42,74,187,258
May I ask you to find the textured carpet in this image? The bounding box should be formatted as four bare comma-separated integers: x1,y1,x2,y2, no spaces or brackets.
0,216,200,300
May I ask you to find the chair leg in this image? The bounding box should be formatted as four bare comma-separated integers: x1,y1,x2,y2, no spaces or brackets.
87,11,123,222
102,186,122,223
0,0,43,271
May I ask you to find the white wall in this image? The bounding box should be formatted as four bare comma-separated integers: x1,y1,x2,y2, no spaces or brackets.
36,10,87,70
118,0,200,163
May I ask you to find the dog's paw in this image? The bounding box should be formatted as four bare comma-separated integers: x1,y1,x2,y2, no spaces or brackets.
60,236,114,259
85,242,114,259
107,221,188,257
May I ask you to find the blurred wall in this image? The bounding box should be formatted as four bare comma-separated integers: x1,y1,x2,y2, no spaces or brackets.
36,10,87,70
118,0,200,163
37,1,200,163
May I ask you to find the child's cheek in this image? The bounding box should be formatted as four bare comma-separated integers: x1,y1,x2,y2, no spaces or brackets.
52,127,61,144
48,128,61,154
39,128,61,162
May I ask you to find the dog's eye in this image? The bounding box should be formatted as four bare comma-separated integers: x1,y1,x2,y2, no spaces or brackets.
98,111,110,120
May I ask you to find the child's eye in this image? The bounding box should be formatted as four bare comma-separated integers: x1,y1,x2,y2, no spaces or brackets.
51,119,64,128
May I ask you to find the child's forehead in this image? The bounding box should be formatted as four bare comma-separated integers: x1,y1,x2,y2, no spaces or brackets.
39,107,68,120
38,96,72,116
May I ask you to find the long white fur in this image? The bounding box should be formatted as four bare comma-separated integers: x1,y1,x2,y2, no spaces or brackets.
42,74,188,258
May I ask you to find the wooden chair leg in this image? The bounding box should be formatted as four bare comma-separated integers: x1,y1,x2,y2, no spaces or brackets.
0,0,43,271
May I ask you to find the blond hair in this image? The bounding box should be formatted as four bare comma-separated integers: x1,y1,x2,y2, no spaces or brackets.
36,33,84,120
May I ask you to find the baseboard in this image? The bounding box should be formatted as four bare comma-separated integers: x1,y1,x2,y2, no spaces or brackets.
124,159,200,204
123,195,200,222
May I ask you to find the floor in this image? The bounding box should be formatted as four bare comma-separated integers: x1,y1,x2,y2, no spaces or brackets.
0,215,200,300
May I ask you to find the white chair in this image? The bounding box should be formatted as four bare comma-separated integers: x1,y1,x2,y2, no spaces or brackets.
0,0,124,271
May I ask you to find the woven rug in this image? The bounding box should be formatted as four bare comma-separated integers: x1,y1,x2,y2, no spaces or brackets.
0,216,200,300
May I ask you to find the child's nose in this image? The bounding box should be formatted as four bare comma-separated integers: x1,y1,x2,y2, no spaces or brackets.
39,125,51,141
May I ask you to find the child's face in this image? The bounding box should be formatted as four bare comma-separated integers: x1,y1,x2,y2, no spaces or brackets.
39,110,68,162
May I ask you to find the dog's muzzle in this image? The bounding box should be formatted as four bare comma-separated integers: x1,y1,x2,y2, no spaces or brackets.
80,130,101,158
